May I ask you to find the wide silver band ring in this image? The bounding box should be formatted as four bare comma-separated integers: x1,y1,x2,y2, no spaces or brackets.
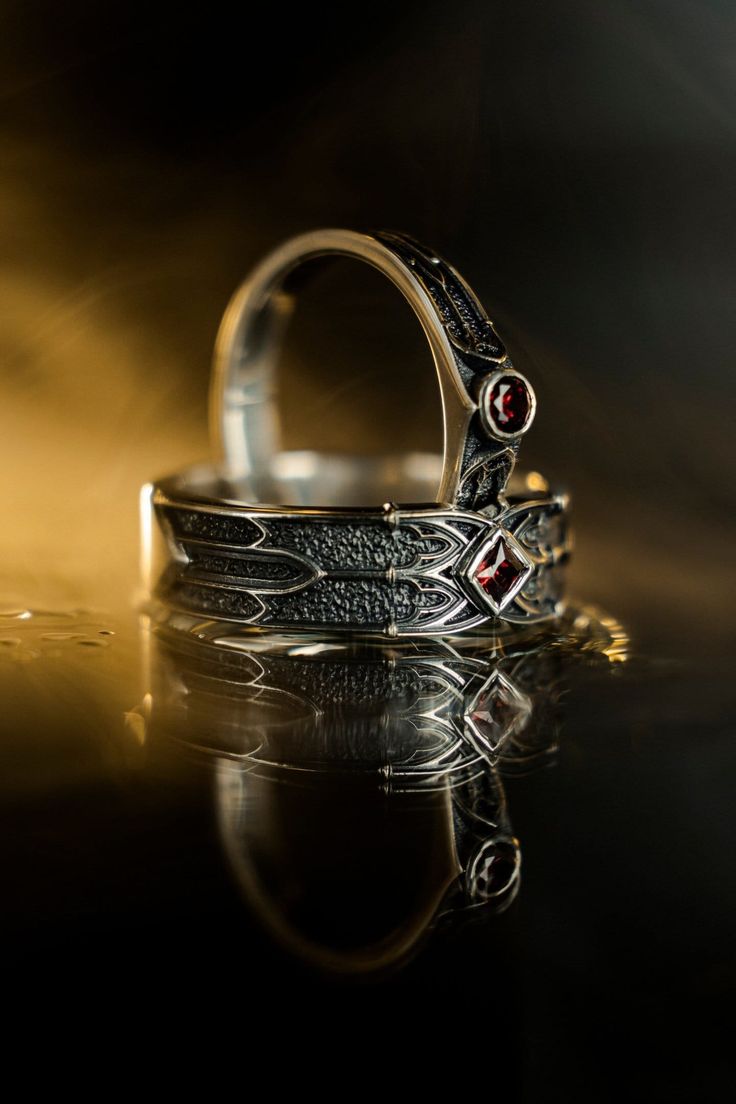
144,229,571,636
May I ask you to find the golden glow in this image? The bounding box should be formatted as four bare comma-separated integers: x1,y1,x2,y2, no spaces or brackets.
525,469,550,494
0,155,209,614
123,692,152,746
571,605,630,664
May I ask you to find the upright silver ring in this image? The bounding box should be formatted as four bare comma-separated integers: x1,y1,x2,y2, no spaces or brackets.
144,229,571,636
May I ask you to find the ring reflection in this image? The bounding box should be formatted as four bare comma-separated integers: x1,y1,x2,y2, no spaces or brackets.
135,607,627,973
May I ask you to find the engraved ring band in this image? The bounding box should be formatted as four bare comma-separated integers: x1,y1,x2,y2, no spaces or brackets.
143,229,571,636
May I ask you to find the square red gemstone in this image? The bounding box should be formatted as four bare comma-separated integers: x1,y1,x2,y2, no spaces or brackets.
473,535,527,608
466,670,532,752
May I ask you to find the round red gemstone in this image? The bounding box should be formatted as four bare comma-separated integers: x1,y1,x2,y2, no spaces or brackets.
486,374,532,435
473,841,519,899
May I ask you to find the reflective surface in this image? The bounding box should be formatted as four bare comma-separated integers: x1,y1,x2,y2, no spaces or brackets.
3,593,734,1090
138,606,623,973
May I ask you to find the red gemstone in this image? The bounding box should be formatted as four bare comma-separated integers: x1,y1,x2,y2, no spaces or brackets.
470,680,516,733
466,669,533,757
469,677,522,748
487,374,532,434
474,536,525,607
471,841,520,900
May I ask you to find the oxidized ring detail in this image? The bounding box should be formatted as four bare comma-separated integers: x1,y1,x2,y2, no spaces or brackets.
144,229,571,636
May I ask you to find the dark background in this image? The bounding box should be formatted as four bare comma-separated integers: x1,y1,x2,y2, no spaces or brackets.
1,1,735,1093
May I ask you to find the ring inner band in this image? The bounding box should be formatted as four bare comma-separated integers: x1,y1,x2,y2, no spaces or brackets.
159,453,549,510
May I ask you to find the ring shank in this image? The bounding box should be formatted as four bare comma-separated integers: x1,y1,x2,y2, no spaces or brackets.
155,451,548,511
210,230,475,505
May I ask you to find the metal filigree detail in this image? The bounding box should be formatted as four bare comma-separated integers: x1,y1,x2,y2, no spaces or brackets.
180,541,320,591
502,497,572,621
375,231,526,507
375,231,507,366
153,492,570,634
455,448,516,514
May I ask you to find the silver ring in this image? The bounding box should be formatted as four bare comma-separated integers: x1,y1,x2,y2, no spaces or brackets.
145,229,571,635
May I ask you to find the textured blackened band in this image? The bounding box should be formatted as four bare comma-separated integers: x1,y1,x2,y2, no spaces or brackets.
147,475,570,635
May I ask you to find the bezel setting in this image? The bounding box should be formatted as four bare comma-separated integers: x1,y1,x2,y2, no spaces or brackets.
478,368,537,441
464,668,534,755
460,526,534,616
